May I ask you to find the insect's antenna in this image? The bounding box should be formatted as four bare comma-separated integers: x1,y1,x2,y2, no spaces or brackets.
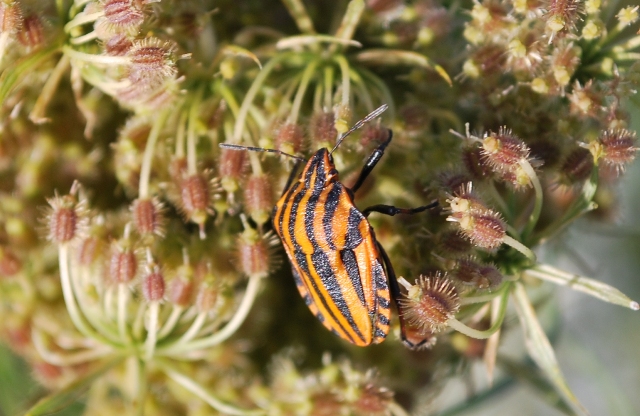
330,104,389,155
219,143,307,163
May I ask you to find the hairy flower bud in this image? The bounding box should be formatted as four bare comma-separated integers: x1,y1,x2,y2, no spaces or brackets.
219,148,247,193
243,174,274,225
131,197,165,238
400,273,460,334
45,183,88,244
589,129,638,174
178,172,217,238
560,147,594,184
109,245,138,284
17,14,44,49
142,265,165,302
196,279,219,312
451,258,503,289
275,123,304,155
310,112,337,147
237,228,276,278
0,2,23,35
168,264,195,307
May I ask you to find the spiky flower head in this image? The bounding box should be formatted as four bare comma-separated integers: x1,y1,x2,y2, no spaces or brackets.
400,273,460,335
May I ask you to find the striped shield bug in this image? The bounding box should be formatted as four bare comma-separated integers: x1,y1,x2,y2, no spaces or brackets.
221,105,437,348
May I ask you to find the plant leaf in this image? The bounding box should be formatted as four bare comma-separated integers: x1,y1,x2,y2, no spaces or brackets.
512,282,589,416
25,356,123,416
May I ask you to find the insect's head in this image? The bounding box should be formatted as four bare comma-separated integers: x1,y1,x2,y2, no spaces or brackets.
302,148,339,186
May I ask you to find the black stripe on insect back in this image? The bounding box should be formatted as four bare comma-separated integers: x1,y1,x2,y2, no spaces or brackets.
294,250,356,343
340,249,366,307
344,208,364,249
285,184,308,249
310,250,366,343
322,184,342,251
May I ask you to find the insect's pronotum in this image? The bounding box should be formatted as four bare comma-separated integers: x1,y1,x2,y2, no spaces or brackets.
222,105,437,347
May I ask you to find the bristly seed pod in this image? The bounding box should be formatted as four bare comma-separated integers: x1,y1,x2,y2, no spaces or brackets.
179,172,217,239
275,123,304,155
400,273,460,335
353,384,394,416
237,228,277,278
461,145,493,180
17,14,44,49
104,34,133,56
310,111,337,147
78,235,105,267
450,210,506,250
168,266,194,307
101,0,145,35
131,197,165,238
196,279,219,312
481,127,530,173
360,125,389,149
243,174,273,225
219,147,247,194
451,257,503,289
45,182,88,244
109,245,138,284
560,147,594,184
589,129,638,174
0,2,23,35
126,38,177,89
142,264,165,302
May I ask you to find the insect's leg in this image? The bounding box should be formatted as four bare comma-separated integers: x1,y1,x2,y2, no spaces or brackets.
362,201,438,218
349,129,393,194
280,159,303,197
376,242,429,350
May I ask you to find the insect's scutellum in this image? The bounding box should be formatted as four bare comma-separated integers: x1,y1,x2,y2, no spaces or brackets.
221,104,438,347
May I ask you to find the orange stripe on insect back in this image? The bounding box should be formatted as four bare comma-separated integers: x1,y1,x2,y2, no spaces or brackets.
292,172,317,255
303,253,359,343
328,191,353,249
352,227,378,308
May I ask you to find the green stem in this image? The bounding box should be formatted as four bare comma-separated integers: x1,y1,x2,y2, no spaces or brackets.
187,89,204,175
503,235,536,262
329,0,365,54
232,52,291,143
58,244,104,342
323,65,334,109
63,46,130,65
32,329,112,366
334,54,351,106
447,283,510,339
158,306,184,339
118,283,130,343
139,109,169,198
288,59,319,123
64,11,104,32
535,167,598,245
175,110,188,159
520,159,543,242
158,360,265,415
30,54,70,124
159,273,262,355
144,302,160,360
280,0,316,34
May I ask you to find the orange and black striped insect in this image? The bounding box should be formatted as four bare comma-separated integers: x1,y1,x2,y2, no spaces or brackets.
221,105,437,347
